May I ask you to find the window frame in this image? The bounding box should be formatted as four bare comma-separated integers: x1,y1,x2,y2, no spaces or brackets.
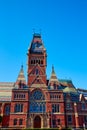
14,119,17,125
19,119,23,125
67,115,72,123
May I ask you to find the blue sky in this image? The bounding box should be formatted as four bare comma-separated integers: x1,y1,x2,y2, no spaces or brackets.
0,0,87,89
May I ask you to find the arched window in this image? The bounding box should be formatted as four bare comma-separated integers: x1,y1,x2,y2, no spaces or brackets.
31,59,34,64
30,90,45,113
5,105,10,115
39,60,40,64
34,60,35,64
36,69,39,75
30,90,44,100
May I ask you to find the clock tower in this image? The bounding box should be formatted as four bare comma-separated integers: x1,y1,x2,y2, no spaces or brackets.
27,33,47,87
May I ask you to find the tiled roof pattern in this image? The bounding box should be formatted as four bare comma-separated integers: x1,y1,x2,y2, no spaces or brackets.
0,82,14,86
0,82,14,101
29,33,46,54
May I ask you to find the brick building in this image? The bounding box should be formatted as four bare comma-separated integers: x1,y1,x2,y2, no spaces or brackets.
0,33,87,129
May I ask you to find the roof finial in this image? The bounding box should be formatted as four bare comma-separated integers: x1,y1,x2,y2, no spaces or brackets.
21,64,23,70
52,65,55,73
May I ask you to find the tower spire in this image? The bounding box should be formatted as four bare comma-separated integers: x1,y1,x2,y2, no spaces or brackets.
52,65,55,73
49,65,59,85
16,65,26,85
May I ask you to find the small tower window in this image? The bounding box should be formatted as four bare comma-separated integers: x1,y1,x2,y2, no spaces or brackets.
41,60,43,64
39,60,40,64
31,60,33,64
36,69,39,75
36,60,38,64
34,60,35,64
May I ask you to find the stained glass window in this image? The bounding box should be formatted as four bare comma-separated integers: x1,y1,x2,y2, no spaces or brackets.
30,90,44,100
30,90,45,113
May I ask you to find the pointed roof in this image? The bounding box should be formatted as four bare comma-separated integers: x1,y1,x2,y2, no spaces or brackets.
29,33,46,53
16,65,26,84
49,66,59,84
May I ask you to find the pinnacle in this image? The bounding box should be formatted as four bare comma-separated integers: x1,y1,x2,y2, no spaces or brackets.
49,65,59,84
16,65,26,85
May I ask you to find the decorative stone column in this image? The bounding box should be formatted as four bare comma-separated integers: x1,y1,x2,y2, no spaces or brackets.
47,118,50,128
41,116,44,128
74,103,79,128
31,117,34,128
30,114,34,128
1,103,4,116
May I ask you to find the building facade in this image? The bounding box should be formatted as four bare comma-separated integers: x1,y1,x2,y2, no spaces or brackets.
0,33,87,129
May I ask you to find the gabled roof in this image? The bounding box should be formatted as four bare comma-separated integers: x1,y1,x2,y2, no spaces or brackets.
16,65,26,85
30,75,45,86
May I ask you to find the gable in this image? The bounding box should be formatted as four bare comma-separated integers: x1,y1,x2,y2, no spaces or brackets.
29,64,44,75
30,75,45,86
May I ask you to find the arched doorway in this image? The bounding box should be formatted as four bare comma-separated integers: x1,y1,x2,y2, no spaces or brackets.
34,116,41,128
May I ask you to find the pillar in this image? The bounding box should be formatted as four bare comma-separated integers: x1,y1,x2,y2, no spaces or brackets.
74,103,79,128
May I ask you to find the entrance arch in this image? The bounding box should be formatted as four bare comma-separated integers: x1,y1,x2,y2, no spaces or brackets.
34,115,41,128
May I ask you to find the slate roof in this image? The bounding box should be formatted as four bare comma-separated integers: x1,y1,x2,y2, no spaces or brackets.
29,33,46,54
0,82,14,101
